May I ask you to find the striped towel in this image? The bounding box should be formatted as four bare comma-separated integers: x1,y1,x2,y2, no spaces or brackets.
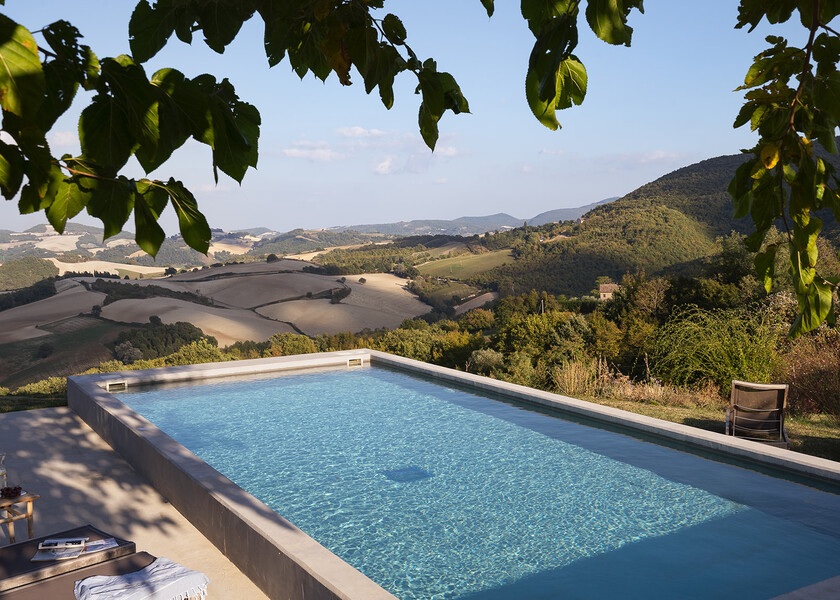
74,557,209,600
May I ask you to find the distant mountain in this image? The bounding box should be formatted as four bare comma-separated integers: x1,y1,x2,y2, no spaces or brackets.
331,201,617,236
529,198,618,226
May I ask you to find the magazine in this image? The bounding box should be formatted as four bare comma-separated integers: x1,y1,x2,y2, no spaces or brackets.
31,547,83,561
82,538,119,554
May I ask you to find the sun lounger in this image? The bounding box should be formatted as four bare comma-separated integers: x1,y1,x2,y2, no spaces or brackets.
0,524,135,593
725,380,790,448
0,552,156,600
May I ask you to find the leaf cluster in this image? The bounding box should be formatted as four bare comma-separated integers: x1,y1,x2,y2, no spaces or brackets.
729,1,840,334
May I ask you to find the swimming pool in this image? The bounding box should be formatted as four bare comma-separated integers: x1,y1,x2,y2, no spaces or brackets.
110,361,840,600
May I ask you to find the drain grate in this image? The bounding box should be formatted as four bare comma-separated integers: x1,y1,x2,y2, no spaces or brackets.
382,466,432,482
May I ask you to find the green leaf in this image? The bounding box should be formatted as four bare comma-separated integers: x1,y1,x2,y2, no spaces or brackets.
0,140,23,199
813,71,840,124
196,2,254,54
585,0,641,47
163,178,210,253
83,170,134,239
791,277,834,335
555,56,587,109
0,14,45,120
418,101,439,150
129,0,176,63
480,0,495,17
754,245,778,293
79,96,137,170
134,186,167,257
382,14,407,45
47,175,91,234
99,56,160,168
192,75,260,183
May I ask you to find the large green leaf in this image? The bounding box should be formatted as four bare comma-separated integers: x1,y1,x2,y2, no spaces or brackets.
47,176,91,234
99,56,160,168
0,14,45,120
129,0,176,63
83,170,135,239
79,95,137,170
163,178,210,253
134,186,167,257
585,0,642,46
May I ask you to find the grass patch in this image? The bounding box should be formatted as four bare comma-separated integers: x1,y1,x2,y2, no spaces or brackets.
418,249,514,278
418,242,467,259
587,397,840,462
421,282,480,303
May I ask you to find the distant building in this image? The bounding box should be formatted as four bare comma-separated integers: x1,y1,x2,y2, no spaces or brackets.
599,283,620,301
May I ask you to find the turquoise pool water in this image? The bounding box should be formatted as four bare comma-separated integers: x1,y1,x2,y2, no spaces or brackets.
120,366,840,600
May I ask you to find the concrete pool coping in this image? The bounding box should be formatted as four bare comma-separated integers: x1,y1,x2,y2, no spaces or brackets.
67,349,840,600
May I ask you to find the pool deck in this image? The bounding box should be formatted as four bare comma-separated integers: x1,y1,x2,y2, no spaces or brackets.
0,407,268,599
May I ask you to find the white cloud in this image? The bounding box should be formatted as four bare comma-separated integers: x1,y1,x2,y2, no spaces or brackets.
434,178,448,184
540,148,567,156
282,141,347,162
336,126,387,138
374,156,396,175
49,131,78,148
521,165,534,173
436,145,458,158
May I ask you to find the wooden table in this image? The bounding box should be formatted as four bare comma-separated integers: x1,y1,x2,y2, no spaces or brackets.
0,494,38,544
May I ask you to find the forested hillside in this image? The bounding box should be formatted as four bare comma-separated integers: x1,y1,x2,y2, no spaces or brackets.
0,257,59,291
473,205,717,296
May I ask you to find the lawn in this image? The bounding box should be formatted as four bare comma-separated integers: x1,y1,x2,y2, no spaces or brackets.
418,249,514,279
591,397,840,462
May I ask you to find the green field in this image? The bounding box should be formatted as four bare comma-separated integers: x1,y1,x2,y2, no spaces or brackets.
418,249,514,278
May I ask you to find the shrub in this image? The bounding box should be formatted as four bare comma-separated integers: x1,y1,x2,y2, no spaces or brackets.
114,341,143,364
469,348,504,374
35,342,54,359
164,340,230,366
13,377,66,397
652,306,779,393
330,287,351,304
777,329,840,415
267,333,317,356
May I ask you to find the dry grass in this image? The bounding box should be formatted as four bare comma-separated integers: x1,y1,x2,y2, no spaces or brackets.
552,359,840,462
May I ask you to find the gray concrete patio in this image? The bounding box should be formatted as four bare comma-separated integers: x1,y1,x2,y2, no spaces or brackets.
0,407,267,599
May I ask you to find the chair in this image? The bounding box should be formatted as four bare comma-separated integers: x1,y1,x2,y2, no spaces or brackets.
725,380,789,448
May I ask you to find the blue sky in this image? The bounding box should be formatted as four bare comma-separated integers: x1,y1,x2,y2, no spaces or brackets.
1,1,802,234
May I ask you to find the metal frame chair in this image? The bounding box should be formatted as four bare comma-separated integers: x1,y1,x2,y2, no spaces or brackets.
725,380,789,448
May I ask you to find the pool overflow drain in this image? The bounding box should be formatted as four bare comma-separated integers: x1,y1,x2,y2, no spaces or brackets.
382,466,433,482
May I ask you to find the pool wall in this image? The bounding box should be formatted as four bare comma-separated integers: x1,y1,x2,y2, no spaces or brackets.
67,349,840,600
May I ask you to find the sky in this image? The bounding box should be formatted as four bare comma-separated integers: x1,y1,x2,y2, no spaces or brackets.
0,1,804,235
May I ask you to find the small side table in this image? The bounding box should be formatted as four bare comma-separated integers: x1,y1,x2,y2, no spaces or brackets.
0,494,39,544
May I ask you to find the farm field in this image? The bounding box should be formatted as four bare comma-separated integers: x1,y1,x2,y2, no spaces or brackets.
418,249,514,278
0,280,105,344
49,259,166,278
0,317,130,388
256,273,430,335
100,298,296,347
